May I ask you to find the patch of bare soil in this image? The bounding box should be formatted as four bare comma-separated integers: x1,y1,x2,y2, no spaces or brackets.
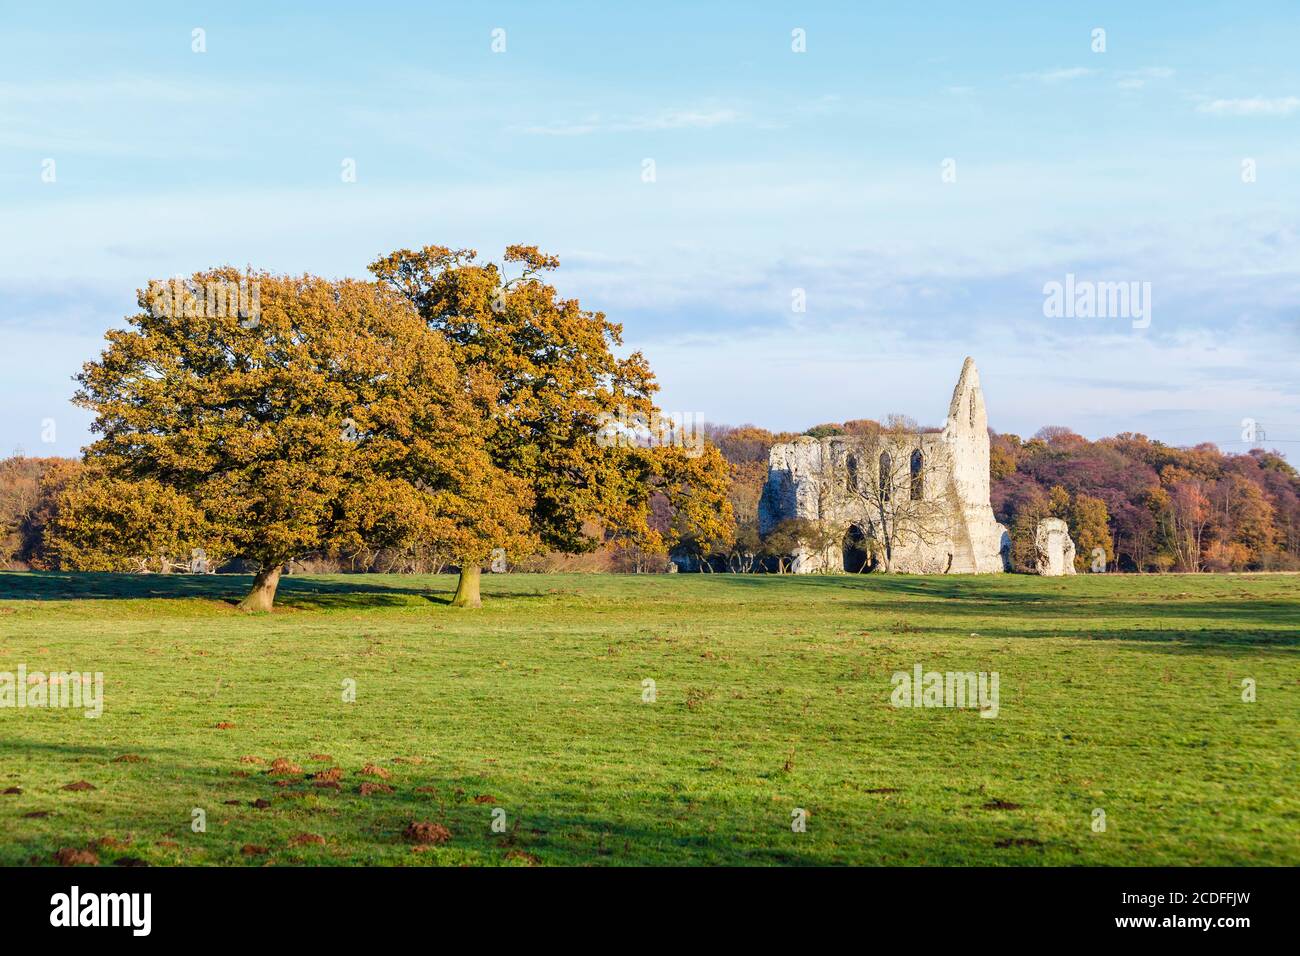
238,755,265,765
54,848,99,866
289,833,326,847
2,787,21,795
214,722,236,730
358,782,394,796
994,837,1044,848
112,754,147,763
61,781,96,792
403,821,451,845
311,767,343,782
981,799,1023,811
358,764,392,779
240,844,269,856
505,849,541,865
472,794,497,804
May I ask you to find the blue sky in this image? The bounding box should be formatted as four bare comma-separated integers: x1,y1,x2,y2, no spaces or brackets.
2,1,1297,459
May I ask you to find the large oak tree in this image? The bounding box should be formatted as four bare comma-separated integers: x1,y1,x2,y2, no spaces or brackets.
370,244,732,606
71,268,525,610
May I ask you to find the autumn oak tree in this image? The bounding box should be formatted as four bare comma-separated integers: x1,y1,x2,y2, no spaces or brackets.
43,472,206,573
69,268,524,610
370,245,732,606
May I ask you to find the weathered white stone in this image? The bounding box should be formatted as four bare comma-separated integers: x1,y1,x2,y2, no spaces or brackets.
1034,518,1077,576
759,358,1011,574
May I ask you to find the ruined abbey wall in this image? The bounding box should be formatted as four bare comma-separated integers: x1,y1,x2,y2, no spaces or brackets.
758,358,1010,574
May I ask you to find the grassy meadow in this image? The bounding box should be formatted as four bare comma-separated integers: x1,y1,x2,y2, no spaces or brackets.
0,570,1296,866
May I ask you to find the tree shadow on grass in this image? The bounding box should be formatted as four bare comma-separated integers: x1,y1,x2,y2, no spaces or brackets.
854,620,1299,656
718,572,1288,606
716,574,1298,647
0,572,551,611
0,738,184,762
0,740,842,866
4,740,1141,865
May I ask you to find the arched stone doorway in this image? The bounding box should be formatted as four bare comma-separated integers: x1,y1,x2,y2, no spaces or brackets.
843,524,870,573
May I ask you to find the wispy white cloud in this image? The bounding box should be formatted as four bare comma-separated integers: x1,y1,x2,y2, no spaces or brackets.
1197,96,1300,116
1010,66,1174,91
1116,67,1176,90
519,108,742,136
0,76,262,105
1013,67,1097,84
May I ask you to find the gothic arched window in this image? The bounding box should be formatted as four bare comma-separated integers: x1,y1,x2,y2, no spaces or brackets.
910,449,924,500
878,451,892,503
846,454,859,492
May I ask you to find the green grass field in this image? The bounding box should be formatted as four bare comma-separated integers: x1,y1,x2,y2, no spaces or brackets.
0,571,1296,866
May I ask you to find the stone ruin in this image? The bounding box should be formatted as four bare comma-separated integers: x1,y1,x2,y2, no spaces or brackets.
1033,518,1077,576
758,357,1012,574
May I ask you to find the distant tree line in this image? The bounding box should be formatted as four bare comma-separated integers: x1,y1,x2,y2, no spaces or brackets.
989,427,1298,573
6,419,1296,579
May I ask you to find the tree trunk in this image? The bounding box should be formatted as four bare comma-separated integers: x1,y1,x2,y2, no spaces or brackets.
238,564,282,612
451,564,482,608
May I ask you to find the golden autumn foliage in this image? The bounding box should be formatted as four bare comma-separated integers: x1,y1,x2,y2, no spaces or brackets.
56,251,732,609
1069,493,1111,571
371,244,732,606
44,472,208,572
68,268,527,610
